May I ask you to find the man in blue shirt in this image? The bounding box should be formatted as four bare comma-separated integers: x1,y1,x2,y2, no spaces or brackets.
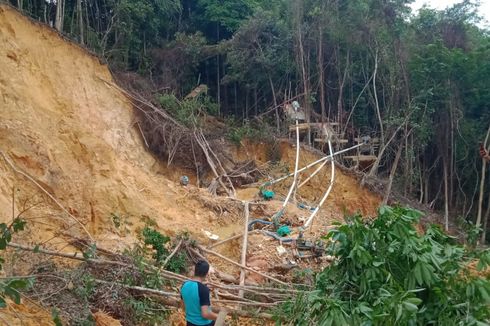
180,260,218,326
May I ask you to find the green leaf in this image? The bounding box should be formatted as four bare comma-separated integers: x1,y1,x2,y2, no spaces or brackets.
413,263,423,285
359,303,373,315
478,286,490,302
52,308,63,326
12,218,26,232
0,238,7,250
5,286,21,304
405,297,422,305
0,297,6,308
396,304,403,321
402,301,419,313
33,245,40,253
8,279,29,290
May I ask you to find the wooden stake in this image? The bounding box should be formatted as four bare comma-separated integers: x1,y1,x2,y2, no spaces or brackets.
238,202,250,299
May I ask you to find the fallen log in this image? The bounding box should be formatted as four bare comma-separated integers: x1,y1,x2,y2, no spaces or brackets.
8,242,302,296
95,280,274,319
197,245,288,286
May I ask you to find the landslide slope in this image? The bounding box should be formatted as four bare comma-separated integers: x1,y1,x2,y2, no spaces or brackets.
0,5,381,324
0,4,380,247
0,4,216,248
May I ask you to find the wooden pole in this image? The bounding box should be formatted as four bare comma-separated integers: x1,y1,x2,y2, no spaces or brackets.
207,230,258,249
197,245,288,286
238,202,250,298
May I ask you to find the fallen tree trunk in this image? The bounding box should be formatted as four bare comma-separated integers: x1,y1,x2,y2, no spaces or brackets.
197,245,288,286
94,279,274,319
8,242,301,295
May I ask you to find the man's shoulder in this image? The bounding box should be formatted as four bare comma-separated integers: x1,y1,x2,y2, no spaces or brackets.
196,282,210,292
181,280,196,292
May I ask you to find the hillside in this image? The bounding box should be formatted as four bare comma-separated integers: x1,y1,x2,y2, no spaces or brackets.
0,4,382,325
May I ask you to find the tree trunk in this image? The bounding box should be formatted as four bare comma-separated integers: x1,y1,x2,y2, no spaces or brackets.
476,125,490,229
482,190,490,244
318,26,325,123
443,161,449,231
295,0,310,144
337,50,350,130
383,142,403,205
216,23,220,115
55,0,65,32
373,48,384,149
268,77,280,133
77,0,84,45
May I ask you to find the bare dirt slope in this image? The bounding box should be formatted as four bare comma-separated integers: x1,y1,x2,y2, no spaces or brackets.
0,4,221,249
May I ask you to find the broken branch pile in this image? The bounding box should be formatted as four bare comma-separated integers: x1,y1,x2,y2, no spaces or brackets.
7,238,306,322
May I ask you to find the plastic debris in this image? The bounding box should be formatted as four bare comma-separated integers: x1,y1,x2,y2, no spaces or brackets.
201,229,219,240
260,189,275,200
277,225,291,237
276,245,287,256
180,175,189,186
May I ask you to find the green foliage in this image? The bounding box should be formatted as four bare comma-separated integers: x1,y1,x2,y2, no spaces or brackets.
142,226,171,262
196,0,258,32
157,93,218,127
0,217,33,308
226,119,273,145
275,206,490,325
52,308,63,326
141,226,187,273
458,218,482,247
124,296,169,325
75,274,96,300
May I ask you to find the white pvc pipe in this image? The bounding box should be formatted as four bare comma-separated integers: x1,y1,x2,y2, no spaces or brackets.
266,142,363,187
282,109,301,208
303,139,335,229
298,159,328,188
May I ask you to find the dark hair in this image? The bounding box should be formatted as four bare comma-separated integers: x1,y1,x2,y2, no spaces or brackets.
195,260,210,277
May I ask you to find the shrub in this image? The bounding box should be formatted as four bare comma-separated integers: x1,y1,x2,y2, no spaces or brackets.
0,218,33,307
141,226,187,273
157,93,218,127
275,206,490,325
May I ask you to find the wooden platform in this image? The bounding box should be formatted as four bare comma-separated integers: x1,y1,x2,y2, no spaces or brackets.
289,122,340,132
344,155,377,162
354,137,380,143
314,138,348,144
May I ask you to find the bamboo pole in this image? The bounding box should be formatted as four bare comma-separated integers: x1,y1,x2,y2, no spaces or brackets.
238,202,250,299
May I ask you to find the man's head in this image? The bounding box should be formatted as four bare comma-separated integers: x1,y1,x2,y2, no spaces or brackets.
195,260,210,278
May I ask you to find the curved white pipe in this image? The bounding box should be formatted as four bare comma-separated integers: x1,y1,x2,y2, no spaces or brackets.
266,142,363,187
282,109,301,208
303,139,335,229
